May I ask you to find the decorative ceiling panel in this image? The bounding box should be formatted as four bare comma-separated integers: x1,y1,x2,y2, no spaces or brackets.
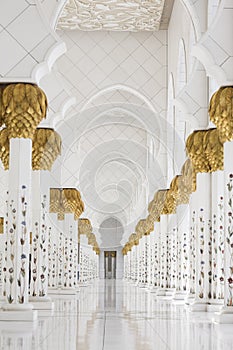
57,0,165,31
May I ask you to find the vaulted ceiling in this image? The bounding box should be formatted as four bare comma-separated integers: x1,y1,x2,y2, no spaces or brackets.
43,0,174,247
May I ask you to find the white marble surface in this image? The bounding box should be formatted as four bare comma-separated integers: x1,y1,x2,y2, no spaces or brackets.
0,280,232,349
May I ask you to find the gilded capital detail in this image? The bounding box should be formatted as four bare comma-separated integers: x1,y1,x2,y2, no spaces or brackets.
32,128,61,171
203,128,223,172
49,187,84,221
209,86,233,142
78,218,92,236
148,190,167,222
181,158,196,193
0,128,9,170
1,83,47,139
186,128,223,173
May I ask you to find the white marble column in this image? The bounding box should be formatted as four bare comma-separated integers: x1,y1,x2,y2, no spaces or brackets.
62,213,77,294
29,171,53,309
190,173,211,312
166,214,176,299
208,171,224,311
186,196,197,304
152,222,160,292
216,142,233,322
1,138,36,321
174,204,189,301
157,215,167,297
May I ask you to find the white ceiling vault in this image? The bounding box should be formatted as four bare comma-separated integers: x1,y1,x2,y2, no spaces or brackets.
57,0,166,32
41,1,171,247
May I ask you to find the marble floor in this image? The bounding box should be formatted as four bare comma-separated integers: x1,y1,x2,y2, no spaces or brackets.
0,280,232,349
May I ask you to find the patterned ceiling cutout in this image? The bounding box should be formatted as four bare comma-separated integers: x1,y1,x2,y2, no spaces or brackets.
57,0,165,31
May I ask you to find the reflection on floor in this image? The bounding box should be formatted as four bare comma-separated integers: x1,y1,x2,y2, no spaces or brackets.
0,280,233,349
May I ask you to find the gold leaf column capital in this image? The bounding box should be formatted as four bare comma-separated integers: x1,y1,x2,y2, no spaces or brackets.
186,130,210,173
1,83,47,139
32,128,61,171
148,190,167,222
209,86,233,142
181,158,196,193
203,128,223,172
78,218,92,236
186,129,223,174
0,128,9,170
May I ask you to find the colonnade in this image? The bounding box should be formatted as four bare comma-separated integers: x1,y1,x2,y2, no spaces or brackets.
0,83,99,321
123,87,233,323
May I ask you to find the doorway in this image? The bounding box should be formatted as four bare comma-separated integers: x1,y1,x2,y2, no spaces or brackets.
104,251,116,279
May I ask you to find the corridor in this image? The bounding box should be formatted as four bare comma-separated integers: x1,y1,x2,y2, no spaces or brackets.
0,280,232,350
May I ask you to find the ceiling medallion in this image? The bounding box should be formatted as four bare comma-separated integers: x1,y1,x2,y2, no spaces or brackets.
57,0,165,31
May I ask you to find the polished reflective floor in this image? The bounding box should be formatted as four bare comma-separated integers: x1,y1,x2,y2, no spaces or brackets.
0,280,232,349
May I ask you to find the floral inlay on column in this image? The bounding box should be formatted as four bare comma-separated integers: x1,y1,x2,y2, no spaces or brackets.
73,244,78,288
208,219,212,299
58,232,63,287
166,235,171,288
154,242,158,287
171,229,176,289
31,222,39,296
3,197,9,298
218,196,225,299
161,241,165,288
177,229,182,291
69,236,73,287
183,231,188,291
39,195,47,297
63,237,68,287
198,208,205,299
18,185,28,304
189,211,196,295
48,227,52,288
7,198,17,304
226,174,233,306
212,197,225,301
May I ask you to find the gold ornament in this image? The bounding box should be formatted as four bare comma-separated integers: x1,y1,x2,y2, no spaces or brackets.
78,218,92,236
135,218,153,237
32,128,61,171
49,188,62,213
49,188,65,220
2,83,47,139
145,215,154,235
186,130,210,173
162,188,176,215
0,217,4,234
0,87,4,127
203,128,223,172
209,86,233,142
148,190,167,222
0,128,9,170
181,158,196,193
177,175,190,205
186,128,223,173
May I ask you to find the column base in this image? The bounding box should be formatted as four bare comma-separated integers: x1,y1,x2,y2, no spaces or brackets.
0,303,37,321
173,291,187,302
214,306,233,323
185,293,195,305
156,288,175,300
29,296,54,310
189,299,208,312
48,287,78,295
207,299,224,312
148,286,159,293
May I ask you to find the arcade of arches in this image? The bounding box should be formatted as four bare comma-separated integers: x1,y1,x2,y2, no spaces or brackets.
0,0,233,349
